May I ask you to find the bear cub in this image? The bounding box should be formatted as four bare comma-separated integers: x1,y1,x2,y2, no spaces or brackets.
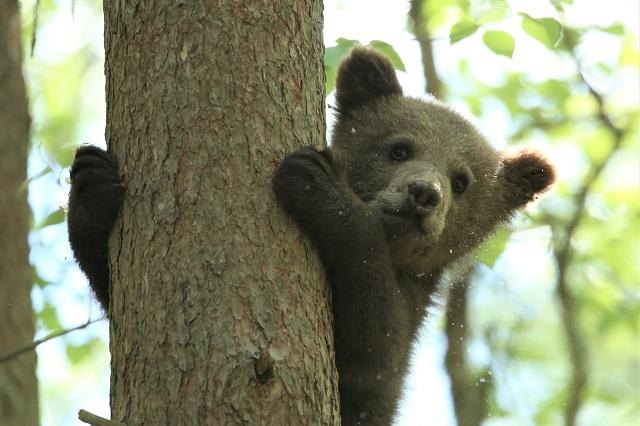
272,47,554,425
67,47,554,425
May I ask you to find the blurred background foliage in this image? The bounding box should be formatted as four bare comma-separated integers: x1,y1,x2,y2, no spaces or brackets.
10,0,638,424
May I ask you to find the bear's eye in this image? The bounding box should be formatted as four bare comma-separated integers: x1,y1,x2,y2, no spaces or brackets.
389,143,412,162
452,173,470,196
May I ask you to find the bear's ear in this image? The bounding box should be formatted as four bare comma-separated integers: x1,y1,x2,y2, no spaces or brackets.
335,47,403,113
498,149,556,208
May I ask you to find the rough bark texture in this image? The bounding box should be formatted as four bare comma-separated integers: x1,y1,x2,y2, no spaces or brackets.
0,1,39,425
103,2,339,425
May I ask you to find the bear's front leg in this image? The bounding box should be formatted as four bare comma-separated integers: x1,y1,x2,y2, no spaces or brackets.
273,146,387,266
68,145,124,311
273,146,411,426
273,146,356,246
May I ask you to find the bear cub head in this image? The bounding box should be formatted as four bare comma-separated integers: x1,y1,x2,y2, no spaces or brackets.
331,47,555,276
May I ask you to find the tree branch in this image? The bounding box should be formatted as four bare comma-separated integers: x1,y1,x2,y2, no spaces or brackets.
554,31,626,426
409,0,444,99
444,275,490,426
30,0,40,57
0,318,104,364
78,409,125,426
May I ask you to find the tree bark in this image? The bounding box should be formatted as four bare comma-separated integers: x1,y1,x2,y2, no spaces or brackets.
103,2,339,424
0,1,39,425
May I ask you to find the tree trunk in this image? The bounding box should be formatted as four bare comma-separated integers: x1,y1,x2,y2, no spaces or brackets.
103,2,339,424
0,1,39,425
444,277,490,426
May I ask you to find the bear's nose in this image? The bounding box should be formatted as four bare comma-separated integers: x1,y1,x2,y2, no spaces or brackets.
408,181,442,211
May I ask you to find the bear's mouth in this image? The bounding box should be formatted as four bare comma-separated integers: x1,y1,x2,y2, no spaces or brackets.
380,207,429,234
366,191,438,235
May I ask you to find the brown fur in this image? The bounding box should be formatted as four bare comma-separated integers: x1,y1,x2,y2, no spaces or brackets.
273,47,555,425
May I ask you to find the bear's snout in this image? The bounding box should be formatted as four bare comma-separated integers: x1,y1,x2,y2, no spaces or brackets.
407,181,442,217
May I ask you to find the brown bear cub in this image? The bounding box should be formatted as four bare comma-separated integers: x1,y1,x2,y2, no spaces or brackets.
272,47,555,425
67,47,554,425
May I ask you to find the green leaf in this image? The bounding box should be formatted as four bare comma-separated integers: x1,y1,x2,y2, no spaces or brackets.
549,0,572,13
464,95,483,117
19,165,53,194
620,34,640,66
476,228,511,267
325,66,336,94
450,20,479,44
35,207,66,230
55,144,76,168
38,302,62,331
33,266,51,289
538,79,571,105
520,14,562,49
65,337,101,364
482,30,515,58
325,38,359,69
475,2,509,24
368,40,405,71
599,23,625,35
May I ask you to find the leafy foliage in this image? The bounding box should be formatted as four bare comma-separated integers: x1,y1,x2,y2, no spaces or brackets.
476,228,511,267
520,13,562,49
34,207,65,230
423,0,638,424
450,19,479,43
19,0,111,423
482,30,515,58
65,337,103,364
